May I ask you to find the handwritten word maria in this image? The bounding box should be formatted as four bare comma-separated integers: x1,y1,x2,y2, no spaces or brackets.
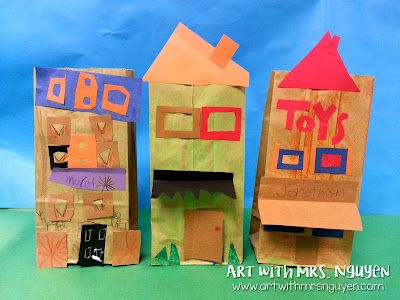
277,99,347,145
227,265,390,279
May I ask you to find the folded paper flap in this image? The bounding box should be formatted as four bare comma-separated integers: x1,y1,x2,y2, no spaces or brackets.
259,176,360,203
143,23,249,87
258,199,362,231
152,170,236,199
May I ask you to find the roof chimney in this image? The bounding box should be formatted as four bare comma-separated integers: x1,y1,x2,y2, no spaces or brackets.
210,35,239,68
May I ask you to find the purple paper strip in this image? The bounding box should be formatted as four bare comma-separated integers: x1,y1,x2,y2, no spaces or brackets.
49,168,126,191
35,67,142,122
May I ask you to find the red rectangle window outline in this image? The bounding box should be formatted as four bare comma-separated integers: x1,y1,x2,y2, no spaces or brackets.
200,107,242,141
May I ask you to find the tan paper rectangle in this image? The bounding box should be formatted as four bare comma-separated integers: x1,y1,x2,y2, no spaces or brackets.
156,105,200,139
258,199,362,231
183,210,223,263
259,176,360,203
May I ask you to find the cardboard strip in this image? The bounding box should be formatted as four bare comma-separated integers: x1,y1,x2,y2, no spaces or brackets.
156,106,200,139
112,230,141,266
48,168,126,191
200,106,241,141
258,199,362,231
258,176,360,203
35,67,142,122
183,210,223,263
152,170,236,199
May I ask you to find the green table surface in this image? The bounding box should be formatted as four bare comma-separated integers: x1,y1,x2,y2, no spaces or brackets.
0,209,399,299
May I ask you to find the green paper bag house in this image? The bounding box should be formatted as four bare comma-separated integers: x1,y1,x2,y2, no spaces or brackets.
144,23,249,265
250,32,374,268
34,68,142,267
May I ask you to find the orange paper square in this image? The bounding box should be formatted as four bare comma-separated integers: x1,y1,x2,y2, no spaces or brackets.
47,194,74,222
97,141,120,168
112,230,141,266
89,115,113,142
36,232,67,268
83,192,113,220
68,135,97,168
47,117,71,145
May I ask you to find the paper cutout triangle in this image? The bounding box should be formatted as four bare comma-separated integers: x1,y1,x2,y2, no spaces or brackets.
279,32,359,92
55,199,67,217
99,148,111,165
52,124,65,136
97,121,106,134
143,23,249,87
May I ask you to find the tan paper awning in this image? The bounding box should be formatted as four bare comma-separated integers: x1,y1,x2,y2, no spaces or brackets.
258,200,362,231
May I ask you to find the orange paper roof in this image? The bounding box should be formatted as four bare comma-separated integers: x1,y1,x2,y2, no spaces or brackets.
143,23,249,87
258,199,362,231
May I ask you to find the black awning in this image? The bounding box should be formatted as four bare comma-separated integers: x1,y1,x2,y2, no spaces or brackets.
151,170,236,199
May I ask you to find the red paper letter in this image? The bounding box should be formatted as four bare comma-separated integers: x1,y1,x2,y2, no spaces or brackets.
277,99,310,130
296,115,315,132
332,112,348,145
314,102,337,140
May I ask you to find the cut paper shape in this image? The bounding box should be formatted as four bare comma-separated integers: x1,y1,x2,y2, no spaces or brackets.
46,76,66,104
74,72,98,110
36,232,67,268
314,147,348,174
228,244,240,265
78,224,107,267
143,23,249,87
210,35,239,68
183,210,223,263
83,192,113,219
258,199,362,231
47,194,74,222
47,117,71,145
48,145,69,169
200,107,241,141
152,170,236,199
295,237,319,265
68,135,97,168
277,149,304,170
97,141,120,168
264,225,304,233
332,112,348,145
151,247,169,266
35,67,142,122
312,228,344,238
314,102,337,140
102,84,130,116
278,32,360,92
112,230,141,266
48,168,126,191
89,115,113,142
168,243,180,265
156,106,200,139
276,99,311,130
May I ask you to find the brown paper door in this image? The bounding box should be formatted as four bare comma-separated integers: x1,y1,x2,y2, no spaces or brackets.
183,210,223,263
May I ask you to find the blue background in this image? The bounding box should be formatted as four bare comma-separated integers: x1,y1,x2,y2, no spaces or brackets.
1,0,399,214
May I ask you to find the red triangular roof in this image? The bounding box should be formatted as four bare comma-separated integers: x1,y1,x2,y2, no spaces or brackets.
279,32,359,92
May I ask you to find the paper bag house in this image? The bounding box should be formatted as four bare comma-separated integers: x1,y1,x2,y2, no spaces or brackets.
250,32,374,268
144,23,249,265
34,68,142,267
